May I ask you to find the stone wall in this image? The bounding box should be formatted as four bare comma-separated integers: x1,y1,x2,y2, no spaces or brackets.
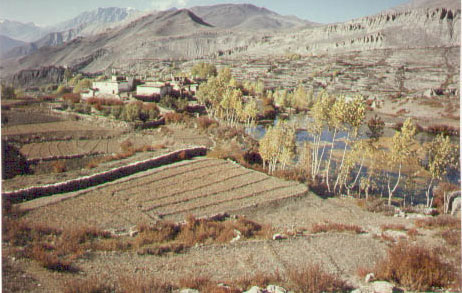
3,147,207,203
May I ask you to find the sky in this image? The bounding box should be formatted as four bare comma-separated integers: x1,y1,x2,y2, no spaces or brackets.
0,0,409,26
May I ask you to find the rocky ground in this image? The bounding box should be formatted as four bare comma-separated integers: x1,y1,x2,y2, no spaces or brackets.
3,154,460,292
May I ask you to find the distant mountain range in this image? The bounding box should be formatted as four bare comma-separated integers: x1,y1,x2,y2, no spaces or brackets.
0,7,144,59
1,0,460,83
0,4,311,59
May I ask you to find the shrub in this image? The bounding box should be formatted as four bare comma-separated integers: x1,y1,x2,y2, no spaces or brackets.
426,124,459,136
137,243,186,256
380,224,407,231
28,244,79,273
140,102,160,122
52,161,67,173
406,228,419,239
118,275,175,293
289,263,352,292
197,116,219,130
232,271,284,291
373,241,457,291
62,93,81,104
441,229,461,246
164,112,189,124
415,215,460,229
310,222,365,234
111,106,123,119
120,139,133,152
63,276,113,293
121,102,142,122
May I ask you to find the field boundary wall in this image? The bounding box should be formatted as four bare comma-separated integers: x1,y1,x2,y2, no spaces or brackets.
3,147,207,203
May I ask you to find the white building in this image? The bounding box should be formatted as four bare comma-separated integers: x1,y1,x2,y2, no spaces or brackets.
136,82,172,96
92,76,129,95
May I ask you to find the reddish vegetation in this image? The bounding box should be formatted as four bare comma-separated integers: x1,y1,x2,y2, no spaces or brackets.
52,161,67,173
441,229,461,246
62,93,81,104
164,112,190,124
197,116,219,130
380,224,407,231
288,263,352,292
310,222,365,234
415,215,461,230
426,124,459,136
373,241,457,291
85,97,124,106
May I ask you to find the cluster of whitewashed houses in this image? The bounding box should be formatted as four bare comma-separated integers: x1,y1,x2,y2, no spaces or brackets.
82,75,199,100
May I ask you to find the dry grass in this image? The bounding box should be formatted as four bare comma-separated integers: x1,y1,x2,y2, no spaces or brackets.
406,228,419,239
288,263,352,292
441,229,461,247
63,276,114,293
118,275,175,293
232,271,284,291
415,215,461,230
3,212,111,273
164,112,190,124
381,224,407,232
197,116,219,130
373,241,457,291
176,215,272,246
310,222,365,234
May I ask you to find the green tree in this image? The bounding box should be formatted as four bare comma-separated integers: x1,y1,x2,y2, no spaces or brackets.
386,118,417,205
73,78,92,93
307,90,332,180
121,102,142,122
425,134,460,207
333,95,366,194
293,84,308,111
259,121,295,174
191,63,217,79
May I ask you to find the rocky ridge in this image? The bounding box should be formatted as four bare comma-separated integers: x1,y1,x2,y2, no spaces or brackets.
1,1,460,83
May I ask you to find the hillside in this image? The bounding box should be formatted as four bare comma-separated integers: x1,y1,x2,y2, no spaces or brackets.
189,3,313,30
0,35,26,57
1,1,460,82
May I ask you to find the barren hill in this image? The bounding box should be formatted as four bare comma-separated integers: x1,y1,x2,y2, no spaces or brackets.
189,3,313,30
1,1,460,83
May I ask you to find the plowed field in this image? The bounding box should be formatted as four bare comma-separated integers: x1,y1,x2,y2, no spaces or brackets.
22,158,307,229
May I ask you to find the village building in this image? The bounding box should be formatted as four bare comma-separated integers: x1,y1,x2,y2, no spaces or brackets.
136,81,173,97
89,75,138,99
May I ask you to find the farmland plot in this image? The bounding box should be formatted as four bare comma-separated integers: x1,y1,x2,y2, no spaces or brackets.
2,121,114,137
22,158,307,229
20,134,158,159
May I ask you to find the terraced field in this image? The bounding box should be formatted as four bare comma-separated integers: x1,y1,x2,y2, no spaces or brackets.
20,135,155,159
22,158,307,229
2,121,113,136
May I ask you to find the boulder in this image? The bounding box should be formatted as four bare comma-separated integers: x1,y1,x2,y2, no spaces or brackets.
245,286,264,293
451,197,461,216
272,234,288,241
365,273,375,283
372,281,403,293
180,289,200,293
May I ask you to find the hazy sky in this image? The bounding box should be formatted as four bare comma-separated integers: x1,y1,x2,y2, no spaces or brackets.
0,0,409,26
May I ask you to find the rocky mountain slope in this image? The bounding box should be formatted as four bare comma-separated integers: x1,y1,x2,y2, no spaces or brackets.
0,19,47,42
0,35,26,56
392,0,461,11
0,7,144,59
47,7,142,35
1,1,460,82
189,3,313,30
